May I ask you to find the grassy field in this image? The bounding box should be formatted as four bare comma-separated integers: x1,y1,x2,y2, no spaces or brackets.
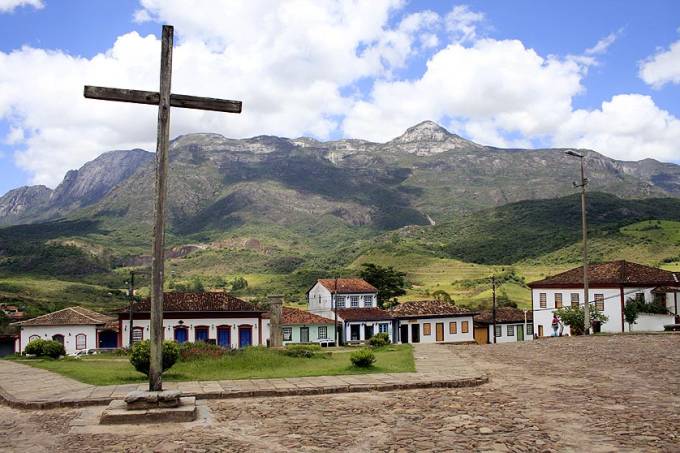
9,345,415,386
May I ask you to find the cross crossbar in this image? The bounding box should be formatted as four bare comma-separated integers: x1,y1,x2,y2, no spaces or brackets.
84,85,242,113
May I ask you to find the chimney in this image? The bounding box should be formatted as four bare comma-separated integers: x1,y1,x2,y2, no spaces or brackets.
268,295,283,348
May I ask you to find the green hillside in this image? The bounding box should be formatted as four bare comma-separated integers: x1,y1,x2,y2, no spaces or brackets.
2,193,679,319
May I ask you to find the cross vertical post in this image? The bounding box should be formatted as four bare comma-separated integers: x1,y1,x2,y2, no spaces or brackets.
83,23,242,394
149,24,174,392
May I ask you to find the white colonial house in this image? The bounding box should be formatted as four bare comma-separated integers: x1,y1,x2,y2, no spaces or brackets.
390,300,476,344
13,306,119,355
307,278,394,343
473,307,533,344
120,292,267,349
529,260,679,336
262,306,337,346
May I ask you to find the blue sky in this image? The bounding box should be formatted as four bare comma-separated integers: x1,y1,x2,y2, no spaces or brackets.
1,0,679,195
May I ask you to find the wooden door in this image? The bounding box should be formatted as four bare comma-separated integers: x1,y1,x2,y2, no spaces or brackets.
300,327,309,343
473,326,488,345
400,325,409,343
517,325,524,341
435,322,444,342
538,325,544,337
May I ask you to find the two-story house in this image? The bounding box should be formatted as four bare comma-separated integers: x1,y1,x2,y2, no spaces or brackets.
307,278,393,343
529,260,679,336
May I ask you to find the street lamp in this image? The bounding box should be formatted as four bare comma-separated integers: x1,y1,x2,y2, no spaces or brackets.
565,150,590,335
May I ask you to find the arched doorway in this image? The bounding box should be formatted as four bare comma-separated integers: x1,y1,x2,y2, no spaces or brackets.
52,334,64,345
98,330,118,348
174,326,189,343
238,325,252,348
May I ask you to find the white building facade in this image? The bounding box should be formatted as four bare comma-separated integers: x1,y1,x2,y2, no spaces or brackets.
530,261,679,336
120,292,266,349
473,308,534,344
390,300,476,344
13,306,119,355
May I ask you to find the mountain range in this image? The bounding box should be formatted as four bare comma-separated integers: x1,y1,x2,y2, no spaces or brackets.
2,121,680,233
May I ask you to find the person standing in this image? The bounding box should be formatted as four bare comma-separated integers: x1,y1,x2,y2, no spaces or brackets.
551,313,560,337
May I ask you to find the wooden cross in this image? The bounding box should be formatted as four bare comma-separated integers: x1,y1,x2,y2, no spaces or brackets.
84,25,242,391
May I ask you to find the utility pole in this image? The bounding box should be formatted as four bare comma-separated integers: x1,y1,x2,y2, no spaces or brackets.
566,150,590,335
128,271,135,347
334,277,339,347
492,275,497,344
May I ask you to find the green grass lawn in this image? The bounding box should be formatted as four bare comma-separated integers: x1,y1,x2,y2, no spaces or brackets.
8,345,415,386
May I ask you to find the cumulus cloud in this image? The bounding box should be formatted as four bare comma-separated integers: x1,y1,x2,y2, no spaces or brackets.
343,38,585,144
1,1,679,188
0,0,42,13
445,5,484,43
1,0,440,187
553,94,680,162
639,39,680,88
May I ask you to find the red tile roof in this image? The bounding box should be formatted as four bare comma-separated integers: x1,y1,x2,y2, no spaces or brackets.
127,292,262,313
13,306,114,327
474,307,532,324
528,261,679,288
389,300,474,319
336,308,392,321
280,307,335,325
316,278,377,294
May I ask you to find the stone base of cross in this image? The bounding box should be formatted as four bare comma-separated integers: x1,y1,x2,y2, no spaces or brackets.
84,25,242,391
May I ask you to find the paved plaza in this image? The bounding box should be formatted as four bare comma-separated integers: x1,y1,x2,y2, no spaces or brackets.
0,335,679,451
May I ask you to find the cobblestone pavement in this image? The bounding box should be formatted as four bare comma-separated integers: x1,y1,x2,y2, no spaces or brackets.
1,334,678,452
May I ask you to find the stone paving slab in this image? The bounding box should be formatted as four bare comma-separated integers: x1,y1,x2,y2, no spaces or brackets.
0,343,487,408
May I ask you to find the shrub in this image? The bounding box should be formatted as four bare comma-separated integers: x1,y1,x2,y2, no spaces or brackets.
24,339,65,358
282,343,322,358
368,332,390,348
42,340,66,358
350,348,376,368
178,342,229,361
129,340,180,376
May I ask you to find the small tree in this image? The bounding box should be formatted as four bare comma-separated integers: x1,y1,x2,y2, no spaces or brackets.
431,290,452,303
189,276,205,293
624,298,639,332
129,340,180,376
554,304,608,336
360,263,407,308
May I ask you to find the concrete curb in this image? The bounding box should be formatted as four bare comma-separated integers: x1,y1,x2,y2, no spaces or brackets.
0,374,489,410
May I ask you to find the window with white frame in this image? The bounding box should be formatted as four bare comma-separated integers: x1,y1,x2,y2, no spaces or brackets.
350,296,360,308
282,327,293,341
75,333,87,350
363,295,372,307
539,293,547,308
571,293,579,308
335,296,345,308
318,326,328,339
507,325,515,336
494,325,502,337
132,327,143,343
595,294,605,311
527,324,534,335
378,323,388,333
554,293,563,308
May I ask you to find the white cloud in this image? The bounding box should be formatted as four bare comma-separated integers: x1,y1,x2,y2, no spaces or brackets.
1,1,679,189
639,39,680,88
554,94,680,162
445,5,485,43
585,29,622,56
0,0,42,13
1,0,441,187
343,38,585,144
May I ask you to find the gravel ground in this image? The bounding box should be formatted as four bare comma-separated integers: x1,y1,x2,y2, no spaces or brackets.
1,334,678,452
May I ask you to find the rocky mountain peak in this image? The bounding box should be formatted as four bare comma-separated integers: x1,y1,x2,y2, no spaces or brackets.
0,185,53,224
391,121,453,143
